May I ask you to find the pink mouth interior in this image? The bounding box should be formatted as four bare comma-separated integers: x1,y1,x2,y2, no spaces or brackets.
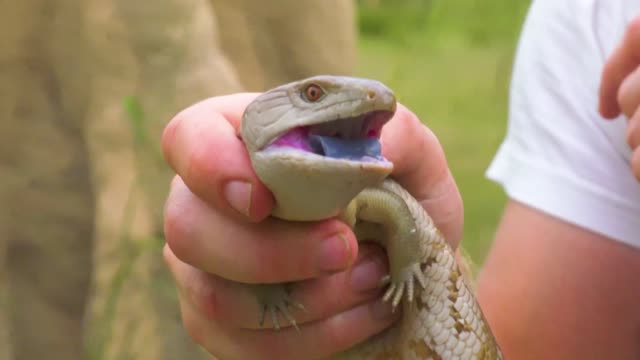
269,110,389,154
272,127,314,151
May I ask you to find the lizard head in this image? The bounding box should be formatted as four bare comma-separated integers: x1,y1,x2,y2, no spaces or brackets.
241,75,396,221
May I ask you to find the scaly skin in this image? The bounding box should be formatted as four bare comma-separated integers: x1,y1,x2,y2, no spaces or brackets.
240,75,502,359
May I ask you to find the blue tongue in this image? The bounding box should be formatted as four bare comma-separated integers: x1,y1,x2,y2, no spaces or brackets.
309,135,382,160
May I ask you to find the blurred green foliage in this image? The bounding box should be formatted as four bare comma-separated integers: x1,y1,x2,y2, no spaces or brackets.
356,0,530,266
123,96,148,146
357,0,433,43
358,0,530,46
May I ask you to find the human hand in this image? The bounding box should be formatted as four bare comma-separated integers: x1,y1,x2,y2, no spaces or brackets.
599,17,640,180
161,93,463,359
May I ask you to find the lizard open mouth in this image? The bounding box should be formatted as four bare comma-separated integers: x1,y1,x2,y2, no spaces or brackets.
268,110,393,161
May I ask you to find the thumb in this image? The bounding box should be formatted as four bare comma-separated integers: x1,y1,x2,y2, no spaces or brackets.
162,94,275,222
381,104,464,248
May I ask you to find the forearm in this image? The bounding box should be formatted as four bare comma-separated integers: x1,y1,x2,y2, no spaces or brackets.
477,201,640,359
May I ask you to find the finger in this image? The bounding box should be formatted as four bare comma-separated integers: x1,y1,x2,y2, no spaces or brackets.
599,17,640,119
177,284,397,360
164,243,389,330
618,65,640,119
627,108,640,149
164,177,358,283
632,148,640,181
291,244,389,323
162,94,274,221
381,104,464,247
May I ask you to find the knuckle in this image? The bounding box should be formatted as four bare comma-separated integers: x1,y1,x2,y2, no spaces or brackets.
176,265,229,331
185,139,219,193
190,278,222,322
163,196,193,262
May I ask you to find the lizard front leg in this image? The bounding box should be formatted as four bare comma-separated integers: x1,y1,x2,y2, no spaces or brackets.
343,179,430,310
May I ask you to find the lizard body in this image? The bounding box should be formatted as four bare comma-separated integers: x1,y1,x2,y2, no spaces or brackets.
240,75,502,360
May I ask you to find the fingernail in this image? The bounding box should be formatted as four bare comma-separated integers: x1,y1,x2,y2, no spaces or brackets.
317,234,352,273
351,252,386,292
223,181,252,217
369,299,395,321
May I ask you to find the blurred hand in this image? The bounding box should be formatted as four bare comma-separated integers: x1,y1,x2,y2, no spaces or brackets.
160,93,463,360
599,16,640,180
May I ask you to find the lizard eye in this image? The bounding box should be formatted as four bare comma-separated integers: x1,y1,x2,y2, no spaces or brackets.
302,84,325,102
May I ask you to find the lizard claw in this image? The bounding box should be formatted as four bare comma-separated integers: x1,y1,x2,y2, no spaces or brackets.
254,284,305,331
380,263,426,311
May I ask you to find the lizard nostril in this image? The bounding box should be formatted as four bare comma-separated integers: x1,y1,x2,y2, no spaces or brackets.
367,90,376,100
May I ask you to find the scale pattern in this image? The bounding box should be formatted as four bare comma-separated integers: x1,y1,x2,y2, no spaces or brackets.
329,180,502,360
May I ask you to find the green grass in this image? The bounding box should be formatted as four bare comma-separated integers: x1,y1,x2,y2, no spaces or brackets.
356,1,530,264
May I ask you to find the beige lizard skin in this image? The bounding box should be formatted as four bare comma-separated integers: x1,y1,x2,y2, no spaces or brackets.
240,75,502,360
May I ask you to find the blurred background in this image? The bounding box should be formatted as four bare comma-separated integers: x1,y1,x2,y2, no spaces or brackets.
1,0,530,359
356,0,529,260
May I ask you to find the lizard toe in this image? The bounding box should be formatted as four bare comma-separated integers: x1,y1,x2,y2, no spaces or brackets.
381,262,426,311
254,284,305,331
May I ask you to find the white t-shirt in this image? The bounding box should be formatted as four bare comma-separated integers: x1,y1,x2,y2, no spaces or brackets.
487,0,640,248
